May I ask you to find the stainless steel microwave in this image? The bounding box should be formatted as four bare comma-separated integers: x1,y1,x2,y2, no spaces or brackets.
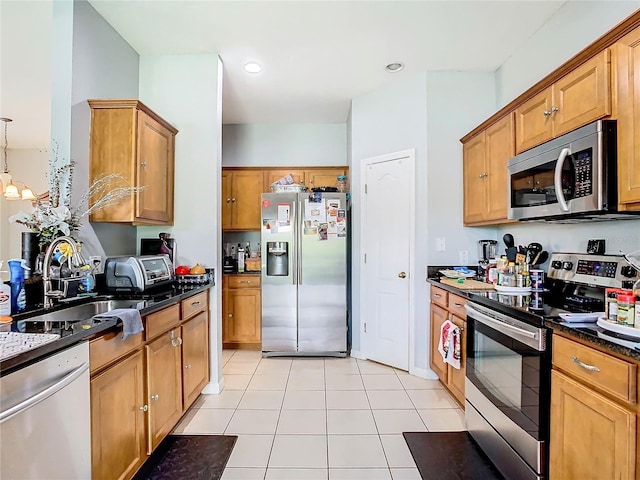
507,120,638,222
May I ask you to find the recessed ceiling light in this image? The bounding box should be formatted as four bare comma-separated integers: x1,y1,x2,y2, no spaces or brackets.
385,62,404,73
244,62,262,74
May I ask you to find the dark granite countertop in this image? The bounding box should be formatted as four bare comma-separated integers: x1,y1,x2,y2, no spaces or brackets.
0,282,214,376
426,276,640,363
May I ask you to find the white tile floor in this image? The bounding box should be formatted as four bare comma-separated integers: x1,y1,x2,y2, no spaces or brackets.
173,350,466,480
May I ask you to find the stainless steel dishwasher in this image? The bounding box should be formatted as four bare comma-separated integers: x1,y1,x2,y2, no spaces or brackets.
0,342,91,479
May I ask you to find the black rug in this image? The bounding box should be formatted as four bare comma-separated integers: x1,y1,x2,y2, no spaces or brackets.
403,432,504,480
132,435,237,480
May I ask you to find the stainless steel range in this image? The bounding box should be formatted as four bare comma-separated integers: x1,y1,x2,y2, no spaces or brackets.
464,252,639,480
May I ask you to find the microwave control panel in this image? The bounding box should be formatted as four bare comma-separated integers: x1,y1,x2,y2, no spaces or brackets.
572,149,593,198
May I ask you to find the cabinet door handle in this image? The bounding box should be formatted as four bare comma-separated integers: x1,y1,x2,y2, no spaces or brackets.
571,356,600,372
231,197,236,202
185,364,191,369
226,198,231,203
151,394,159,401
171,337,183,347
139,405,148,411
228,313,233,317
543,107,558,116
140,161,147,167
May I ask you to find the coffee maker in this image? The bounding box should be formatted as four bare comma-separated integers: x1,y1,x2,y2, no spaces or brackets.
223,243,237,273
478,239,498,278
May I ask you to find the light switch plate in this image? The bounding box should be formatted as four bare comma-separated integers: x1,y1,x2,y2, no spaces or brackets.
436,237,446,252
459,250,469,264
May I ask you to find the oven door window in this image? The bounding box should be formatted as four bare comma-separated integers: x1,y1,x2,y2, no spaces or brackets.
467,318,548,440
510,153,580,208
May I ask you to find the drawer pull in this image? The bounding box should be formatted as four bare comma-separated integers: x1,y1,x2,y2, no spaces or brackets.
139,405,148,412
454,303,464,307
239,280,251,284
433,293,442,298
191,301,201,306
572,356,600,372
185,364,191,369
151,394,159,401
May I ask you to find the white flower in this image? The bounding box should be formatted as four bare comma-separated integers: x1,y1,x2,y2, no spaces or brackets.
8,212,31,225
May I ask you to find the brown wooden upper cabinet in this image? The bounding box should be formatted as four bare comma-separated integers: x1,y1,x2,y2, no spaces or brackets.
88,100,178,225
222,169,264,230
615,27,640,210
515,51,611,154
264,167,347,191
463,114,515,225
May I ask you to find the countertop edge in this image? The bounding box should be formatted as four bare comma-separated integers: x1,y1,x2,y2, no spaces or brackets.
0,283,214,376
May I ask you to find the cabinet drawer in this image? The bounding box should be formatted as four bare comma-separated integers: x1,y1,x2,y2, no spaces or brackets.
145,304,180,340
430,286,448,308
447,294,467,317
228,275,261,289
89,329,143,374
553,335,637,405
181,291,208,320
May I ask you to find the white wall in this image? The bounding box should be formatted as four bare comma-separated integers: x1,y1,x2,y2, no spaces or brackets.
350,72,427,371
70,0,140,258
497,1,639,107
426,72,499,266
222,124,347,167
137,53,223,392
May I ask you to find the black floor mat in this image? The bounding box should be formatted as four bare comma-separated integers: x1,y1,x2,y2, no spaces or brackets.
132,435,237,480
403,431,504,480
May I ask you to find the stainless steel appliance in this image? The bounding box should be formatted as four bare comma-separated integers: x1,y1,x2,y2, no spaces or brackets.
478,239,498,277
261,192,348,355
508,120,639,222
104,254,175,292
464,252,639,480
0,342,91,479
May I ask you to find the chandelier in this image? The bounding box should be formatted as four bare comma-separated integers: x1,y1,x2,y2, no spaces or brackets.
0,117,36,201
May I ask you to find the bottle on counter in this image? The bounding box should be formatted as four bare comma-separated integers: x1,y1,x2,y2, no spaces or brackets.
8,259,27,315
617,291,635,326
237,244,245,273
605,288,619,322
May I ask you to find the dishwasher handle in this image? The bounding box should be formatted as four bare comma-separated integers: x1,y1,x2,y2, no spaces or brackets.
0,362,89,424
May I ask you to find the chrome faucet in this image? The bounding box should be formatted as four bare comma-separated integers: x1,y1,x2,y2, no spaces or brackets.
42,236,82,308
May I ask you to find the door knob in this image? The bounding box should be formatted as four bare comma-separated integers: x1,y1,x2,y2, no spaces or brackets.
398,272,407,278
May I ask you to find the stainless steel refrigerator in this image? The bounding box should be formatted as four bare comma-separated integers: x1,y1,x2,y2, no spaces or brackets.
261,192,347,356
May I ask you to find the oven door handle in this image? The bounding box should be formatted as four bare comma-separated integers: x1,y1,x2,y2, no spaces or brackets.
468,305,538,340
554,147,571,212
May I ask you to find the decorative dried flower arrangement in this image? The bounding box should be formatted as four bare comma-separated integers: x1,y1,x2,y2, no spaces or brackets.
9,148,142,246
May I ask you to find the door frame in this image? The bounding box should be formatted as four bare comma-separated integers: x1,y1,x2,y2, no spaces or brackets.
359,148,416,373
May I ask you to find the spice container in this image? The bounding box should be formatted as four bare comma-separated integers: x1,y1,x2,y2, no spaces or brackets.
605,288,619,322
617,291,635,326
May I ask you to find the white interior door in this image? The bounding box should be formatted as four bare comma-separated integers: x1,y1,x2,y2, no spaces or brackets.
361,150,414,370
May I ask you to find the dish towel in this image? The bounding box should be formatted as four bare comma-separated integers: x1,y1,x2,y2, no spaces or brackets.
438,320,453,363
95,308,144,340
437,320,461,369
447,324,461,370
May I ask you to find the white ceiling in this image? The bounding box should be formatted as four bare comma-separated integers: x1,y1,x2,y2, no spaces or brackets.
2,0,567,147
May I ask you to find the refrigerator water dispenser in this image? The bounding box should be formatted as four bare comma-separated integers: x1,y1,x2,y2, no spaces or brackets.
267,241,288,276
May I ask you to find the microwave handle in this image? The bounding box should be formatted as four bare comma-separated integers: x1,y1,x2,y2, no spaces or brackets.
554,147,571,212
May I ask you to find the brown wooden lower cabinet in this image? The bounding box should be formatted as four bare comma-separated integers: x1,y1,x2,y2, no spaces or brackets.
145,327,183,453
550,370,636,480
223,274,261,349
428,286,467,406
182,311,210,408
89,291,211,480
90,350,146,480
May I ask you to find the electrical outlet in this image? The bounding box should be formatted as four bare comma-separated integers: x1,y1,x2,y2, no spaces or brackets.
459,250,469,264
436,237,446,252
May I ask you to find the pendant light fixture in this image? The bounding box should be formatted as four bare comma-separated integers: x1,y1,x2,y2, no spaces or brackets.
0,117,36,201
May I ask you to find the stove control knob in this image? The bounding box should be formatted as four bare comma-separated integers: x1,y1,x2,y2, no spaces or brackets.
551,261,563,269
621,265,637,278
563,261,574,271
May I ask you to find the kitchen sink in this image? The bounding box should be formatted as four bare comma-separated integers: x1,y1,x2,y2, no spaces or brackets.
27,299,143,324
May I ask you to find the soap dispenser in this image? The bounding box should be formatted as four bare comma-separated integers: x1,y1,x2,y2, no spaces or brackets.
8,258,28,314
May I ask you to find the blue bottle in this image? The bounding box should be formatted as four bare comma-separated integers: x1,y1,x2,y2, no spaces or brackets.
8,259,27,314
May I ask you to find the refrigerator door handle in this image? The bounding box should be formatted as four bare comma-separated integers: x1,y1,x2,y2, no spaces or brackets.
297,199,303,285
292,199,297,285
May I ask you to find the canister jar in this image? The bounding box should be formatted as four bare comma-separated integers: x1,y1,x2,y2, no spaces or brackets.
617,292,635,326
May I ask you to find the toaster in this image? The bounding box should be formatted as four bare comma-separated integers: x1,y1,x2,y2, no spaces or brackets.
104,255,175,292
